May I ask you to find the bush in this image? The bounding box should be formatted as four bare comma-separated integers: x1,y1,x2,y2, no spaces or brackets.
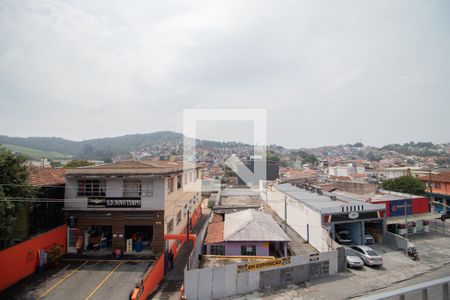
46,245,64,265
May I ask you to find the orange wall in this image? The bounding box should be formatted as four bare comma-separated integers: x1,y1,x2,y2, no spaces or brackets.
432,182,450,196
0,225,67,291
138,254,165,299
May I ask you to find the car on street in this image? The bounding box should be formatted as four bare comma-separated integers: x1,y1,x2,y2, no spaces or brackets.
336,230,352,244
440,210,450,222
345,247,364,269
351,245,383,266
365,234,375,244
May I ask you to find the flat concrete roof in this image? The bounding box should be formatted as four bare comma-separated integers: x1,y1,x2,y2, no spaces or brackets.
274,183,385,214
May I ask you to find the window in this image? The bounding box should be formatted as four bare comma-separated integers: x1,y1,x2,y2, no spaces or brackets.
168,177,174,193
177,175,182,189
434,182,441,189
184,174,187,185
210,245,225,255
142,179,154,197
167,219,174,233
176,211,182,225
77,180,106,197
241,245,256,256
123,179,141,197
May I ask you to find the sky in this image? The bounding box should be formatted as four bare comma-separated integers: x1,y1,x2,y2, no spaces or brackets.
0,0,449,148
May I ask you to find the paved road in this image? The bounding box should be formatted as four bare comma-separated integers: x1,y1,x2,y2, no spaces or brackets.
152,210,211,300
354,263,450,299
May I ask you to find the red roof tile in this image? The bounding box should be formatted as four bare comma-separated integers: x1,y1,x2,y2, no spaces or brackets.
204,222,224,244
27,167,65,186
419,171,450,183
211,213,223,223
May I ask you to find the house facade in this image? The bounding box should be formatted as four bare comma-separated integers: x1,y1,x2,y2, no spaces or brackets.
64,160,203,256
204,210,290,257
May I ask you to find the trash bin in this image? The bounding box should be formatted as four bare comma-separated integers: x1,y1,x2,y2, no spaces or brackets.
135,240,143,252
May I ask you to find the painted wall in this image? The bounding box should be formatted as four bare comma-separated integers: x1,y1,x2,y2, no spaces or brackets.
379,197,429,217
64,177,166,210
207,242,270,256
0,225,67,291
133,254,165,300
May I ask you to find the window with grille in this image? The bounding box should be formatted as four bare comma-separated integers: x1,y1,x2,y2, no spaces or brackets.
241,245,256,256
210,245,225,255
167,219,174,233
77,180,106,197
123,179,141,197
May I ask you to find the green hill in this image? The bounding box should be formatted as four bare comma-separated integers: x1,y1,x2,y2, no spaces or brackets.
1,144,71,160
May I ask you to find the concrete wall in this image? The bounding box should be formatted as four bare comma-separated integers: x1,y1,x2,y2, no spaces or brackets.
384,231,409,251
184,251,338,300
332,180,378,195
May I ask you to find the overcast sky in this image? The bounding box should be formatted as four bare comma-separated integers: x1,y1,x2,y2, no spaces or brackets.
0,0,449,148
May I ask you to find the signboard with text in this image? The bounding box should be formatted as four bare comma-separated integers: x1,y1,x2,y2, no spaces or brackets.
88,197,141,208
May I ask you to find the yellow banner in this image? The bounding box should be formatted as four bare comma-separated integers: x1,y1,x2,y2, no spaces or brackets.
239,257,290,272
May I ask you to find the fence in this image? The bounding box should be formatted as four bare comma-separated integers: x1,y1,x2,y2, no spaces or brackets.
0,225,67,291
184,251,338,300
384,231,409,251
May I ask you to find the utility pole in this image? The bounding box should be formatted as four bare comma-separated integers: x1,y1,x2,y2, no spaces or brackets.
284,196,288,233
186,209,190,271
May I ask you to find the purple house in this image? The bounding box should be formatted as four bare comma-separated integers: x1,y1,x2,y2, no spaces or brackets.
204,210,290,257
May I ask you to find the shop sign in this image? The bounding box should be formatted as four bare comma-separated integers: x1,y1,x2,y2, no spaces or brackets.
238,257,290,272
348,212,359,219
88,197,141,208
390,199,412,217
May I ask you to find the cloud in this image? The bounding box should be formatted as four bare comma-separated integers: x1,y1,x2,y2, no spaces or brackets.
0,0,449,147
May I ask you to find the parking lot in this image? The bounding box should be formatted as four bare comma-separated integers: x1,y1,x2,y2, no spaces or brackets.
1,260,151,300
231,230,450,300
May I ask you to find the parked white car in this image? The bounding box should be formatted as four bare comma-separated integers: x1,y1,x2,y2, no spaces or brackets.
364,234,375,244
345,247,364,269
351,245,383,266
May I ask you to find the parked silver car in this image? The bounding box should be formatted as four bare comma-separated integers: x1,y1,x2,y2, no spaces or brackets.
351,245,383,266
336,230,352,244
345,247,364,269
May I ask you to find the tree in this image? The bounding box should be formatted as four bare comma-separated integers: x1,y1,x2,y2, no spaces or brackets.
64,160,96,168
381,176,426,195
0,147,37,246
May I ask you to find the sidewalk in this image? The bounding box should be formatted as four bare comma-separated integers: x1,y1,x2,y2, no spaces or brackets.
151,211,210,299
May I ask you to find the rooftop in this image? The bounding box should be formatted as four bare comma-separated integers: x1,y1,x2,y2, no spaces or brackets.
274,183,385,214
27,167,65,186
419,171,450,183
204,209,290,244
64,160,202,176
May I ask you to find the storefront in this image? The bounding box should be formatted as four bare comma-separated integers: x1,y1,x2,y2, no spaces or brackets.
67,210,164,256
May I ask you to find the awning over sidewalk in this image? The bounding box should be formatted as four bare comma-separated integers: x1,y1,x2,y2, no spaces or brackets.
387,213,442,225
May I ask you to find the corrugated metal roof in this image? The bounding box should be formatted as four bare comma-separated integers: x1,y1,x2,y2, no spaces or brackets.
275,183,385,214
223,210,290,242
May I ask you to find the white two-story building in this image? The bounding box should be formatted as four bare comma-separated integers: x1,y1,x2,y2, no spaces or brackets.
64,160,203,256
